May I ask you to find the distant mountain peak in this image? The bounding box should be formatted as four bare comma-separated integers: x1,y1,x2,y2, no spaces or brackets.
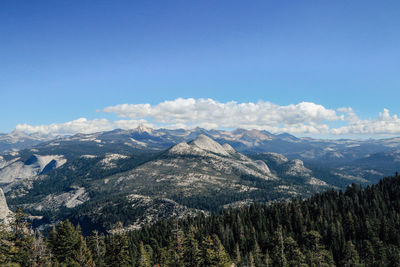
135,124,153,134
168,135,236,156
190,134,230,156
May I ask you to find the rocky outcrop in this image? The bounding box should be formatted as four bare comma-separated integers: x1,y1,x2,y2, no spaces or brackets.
0,188,12,223
0,154,67,185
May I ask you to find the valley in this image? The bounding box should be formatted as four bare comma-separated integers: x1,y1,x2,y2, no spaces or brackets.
1,127,399,233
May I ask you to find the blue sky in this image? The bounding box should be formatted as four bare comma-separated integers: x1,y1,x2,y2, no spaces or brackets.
1,1,400,137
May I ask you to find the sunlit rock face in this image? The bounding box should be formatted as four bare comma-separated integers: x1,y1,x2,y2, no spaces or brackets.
0,188,12,223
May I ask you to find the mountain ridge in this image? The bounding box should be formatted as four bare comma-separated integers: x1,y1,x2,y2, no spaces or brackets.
4,135,332,232
1,127,400,232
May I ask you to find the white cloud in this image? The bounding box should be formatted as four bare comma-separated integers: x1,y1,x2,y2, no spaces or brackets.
15,118,153,136
331,108,400,135
103,98,339,130
13,98,400,137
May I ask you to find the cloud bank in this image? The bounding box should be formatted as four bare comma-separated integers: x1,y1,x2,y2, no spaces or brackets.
14,98,400,137
15,118,153,136
102,98,338,134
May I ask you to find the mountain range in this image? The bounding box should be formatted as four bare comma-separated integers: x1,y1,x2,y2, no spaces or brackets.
1,126,400,233
3,126,400,164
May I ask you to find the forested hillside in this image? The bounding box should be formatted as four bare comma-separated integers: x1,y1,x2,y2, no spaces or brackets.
7,135,332,233
4,129,399,233
2,174,400,266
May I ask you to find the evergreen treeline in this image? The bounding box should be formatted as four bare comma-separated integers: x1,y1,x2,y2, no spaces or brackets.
2,174,400,266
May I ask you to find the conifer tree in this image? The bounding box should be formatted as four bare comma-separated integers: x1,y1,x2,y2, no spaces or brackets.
202,235,231,267
32,231,51,267
183,227,202,267
76,235,95,267
159,246,172,267
47,220,93,266
0,220,17,265
213,235,231,267
171,232,184,266
233,243,241,265
264,250,273,267
248,251,255,267
284,236,304,267
48,220,81,265
10,209,34,266
373,239,387,265
202,235,216,266
104,233,131,266
303,231,334,267
340,240,360,267
87,230,106,267
360,240,374,266
139,242,151,267
271,226,287,267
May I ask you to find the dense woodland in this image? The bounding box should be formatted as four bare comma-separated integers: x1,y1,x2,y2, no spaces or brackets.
2,174,400,266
